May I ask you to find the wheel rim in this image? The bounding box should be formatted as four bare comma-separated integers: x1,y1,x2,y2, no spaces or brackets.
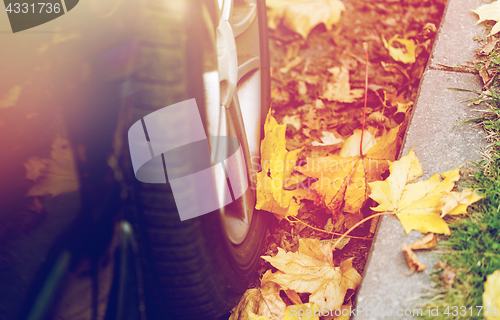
202,0,262,245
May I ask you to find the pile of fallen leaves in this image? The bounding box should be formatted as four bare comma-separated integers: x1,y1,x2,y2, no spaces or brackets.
260,0,447,263
227,1,488,319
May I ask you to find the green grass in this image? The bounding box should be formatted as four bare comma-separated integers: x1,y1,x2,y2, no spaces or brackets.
419,89,500,320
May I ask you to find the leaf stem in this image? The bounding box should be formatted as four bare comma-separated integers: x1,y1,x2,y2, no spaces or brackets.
360,42,369,156
332,212,391,249
287,216,373,240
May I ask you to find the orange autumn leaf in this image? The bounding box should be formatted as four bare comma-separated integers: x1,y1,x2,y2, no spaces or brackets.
369,149,483,235
295,127,400,215
407,233,437,250
296,155,388,215
402,243,426,272
261,238,361,312
229,271,287,320
255,110,317,219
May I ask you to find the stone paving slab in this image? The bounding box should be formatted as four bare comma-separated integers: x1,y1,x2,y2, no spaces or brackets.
353,0,488,319
401,70,485,177
429,0,484,68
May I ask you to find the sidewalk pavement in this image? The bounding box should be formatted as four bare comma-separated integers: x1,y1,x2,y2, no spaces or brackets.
353,0,487,319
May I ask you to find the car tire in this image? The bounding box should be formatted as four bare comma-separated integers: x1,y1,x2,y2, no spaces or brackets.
120,0,271,319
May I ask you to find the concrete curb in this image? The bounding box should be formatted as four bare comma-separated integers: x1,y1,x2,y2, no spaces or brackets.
352,0,487,319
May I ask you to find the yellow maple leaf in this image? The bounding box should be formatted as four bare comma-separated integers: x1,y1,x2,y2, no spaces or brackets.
321,67,364,103
229,271,287,320
247,313,273,320
283,303,321,320
369,149,483,235
261,238,361,312
438,189,484,217
296,127,400,215
335,303,353,320
483,269,500,320
266,0,345,39
256,111,316,219
364,126,401,161
296,155,389,214
382,35,417,64
338,129,377,157
472,1,500,36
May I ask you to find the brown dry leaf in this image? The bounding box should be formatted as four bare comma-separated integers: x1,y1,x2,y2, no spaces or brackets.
271,86,291,107
301,103,329,136
344,212,362,230
321,67,364,103
280,56,304,73
25,136,79,197
369,215,379,234
369,149,482,235
295,74,320,85
384,91,414,114
435,261,457,289
261,238,361,312
485,70,498,89
478,38,499,56
367,111,390,128
381,61,410,80
407,233,437,250
402,243,426,272
420,23,437,40
442,266,457,289
229,271,287,320
479,61,493,87
266,0,345,39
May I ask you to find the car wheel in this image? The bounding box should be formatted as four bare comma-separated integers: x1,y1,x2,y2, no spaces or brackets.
122,0,271,319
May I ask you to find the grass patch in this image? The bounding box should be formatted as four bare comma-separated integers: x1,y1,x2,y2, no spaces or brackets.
419,87,500,319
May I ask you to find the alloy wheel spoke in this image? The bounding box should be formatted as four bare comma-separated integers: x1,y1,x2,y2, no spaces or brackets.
211,0,262,244
231,1,257,37
237,55,260,81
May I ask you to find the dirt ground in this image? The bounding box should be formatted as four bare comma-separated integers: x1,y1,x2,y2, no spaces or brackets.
259,0,447,288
